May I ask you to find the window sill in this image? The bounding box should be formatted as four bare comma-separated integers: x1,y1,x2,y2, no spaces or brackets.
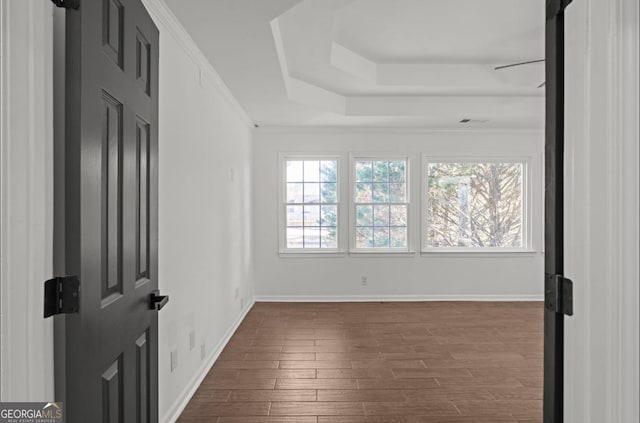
421,249,539,258
349,250,417,258
279,251,347,258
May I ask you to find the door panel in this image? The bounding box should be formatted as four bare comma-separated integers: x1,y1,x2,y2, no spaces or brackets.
544,0,572,422
135,331,150,423
101,359,123,423
136,118,150,284
61,0,159,421
102,0,124,67
102,91,123,301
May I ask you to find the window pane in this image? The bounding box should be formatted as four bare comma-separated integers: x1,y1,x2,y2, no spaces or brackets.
355,183,372,202
320,160,337,182
320,227,337,248
390,227,407,248
355,205,373,226
286,161,303,182
303,182,320,203
373,161,389,181
286,227,304,248
286,183,303,203
388,161,406,182
390,205,407,226
356,227,373,248
303,227,320,248
373,227,390,247
373,204,390,226
303,205,320,226
389,183,406,202
355,161,373,182
321,205,337,226
284,158,340,250
372,183,389,203
286,205,303,226
427,162,523,248
304,160,320,182
320,182,337,203
353,158,408,250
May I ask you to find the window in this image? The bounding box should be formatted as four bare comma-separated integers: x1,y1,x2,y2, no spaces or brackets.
282,157,339,251
352,158,409,251
424,159,527,251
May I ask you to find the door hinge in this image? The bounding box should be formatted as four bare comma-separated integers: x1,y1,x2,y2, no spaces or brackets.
545,274,573,316
51,0,79,10
44,276,80,318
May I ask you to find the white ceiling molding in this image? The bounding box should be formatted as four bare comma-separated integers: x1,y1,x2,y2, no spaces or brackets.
377,63,526,88
142,0,254,126
345,96,544,118
268,0,544,126
271,18,346,114
330,41,543,90
255,126,544,134
163,0,545,128
330,42,377,84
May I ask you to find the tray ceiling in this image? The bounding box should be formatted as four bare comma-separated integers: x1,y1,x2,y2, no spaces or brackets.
164,0,545,129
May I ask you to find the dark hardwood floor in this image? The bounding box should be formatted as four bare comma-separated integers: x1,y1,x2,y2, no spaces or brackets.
178,301,543,423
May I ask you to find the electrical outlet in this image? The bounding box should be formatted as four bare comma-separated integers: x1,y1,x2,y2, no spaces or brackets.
189,330,196,351
170,349,178,372
234,287,239,300
200,343,206,360
240,297,244,309
230,167,235,182
361,276,368,286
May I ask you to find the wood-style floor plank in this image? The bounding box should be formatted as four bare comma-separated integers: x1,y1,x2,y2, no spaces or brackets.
178,301,543,422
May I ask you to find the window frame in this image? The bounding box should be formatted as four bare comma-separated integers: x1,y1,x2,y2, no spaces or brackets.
421,155,533,254
349,154,413,254
278,153,345,256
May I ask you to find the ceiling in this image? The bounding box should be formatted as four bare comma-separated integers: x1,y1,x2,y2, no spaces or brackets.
163,0,545,129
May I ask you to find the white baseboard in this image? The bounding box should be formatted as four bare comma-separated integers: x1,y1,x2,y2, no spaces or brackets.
161,299,256,423
253,294,543,302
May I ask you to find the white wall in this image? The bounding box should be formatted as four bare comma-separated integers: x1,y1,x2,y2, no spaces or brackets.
0,0,55,401
142,2,255,422
564,0,639,421
253,128,544,300
1,0,254,418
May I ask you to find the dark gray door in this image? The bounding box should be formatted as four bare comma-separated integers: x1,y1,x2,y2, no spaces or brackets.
544,0,573,422
60,0,160,421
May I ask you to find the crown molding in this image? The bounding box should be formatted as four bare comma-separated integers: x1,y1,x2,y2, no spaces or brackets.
141,0,254,127
255,125,545,134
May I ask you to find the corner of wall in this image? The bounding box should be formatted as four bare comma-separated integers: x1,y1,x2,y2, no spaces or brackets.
143,1,257,421
161,299,255,423
141,0,254,129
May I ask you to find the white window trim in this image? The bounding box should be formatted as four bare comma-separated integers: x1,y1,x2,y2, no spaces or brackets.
278,153,345,255
349,154,414,254
421,155,533,254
